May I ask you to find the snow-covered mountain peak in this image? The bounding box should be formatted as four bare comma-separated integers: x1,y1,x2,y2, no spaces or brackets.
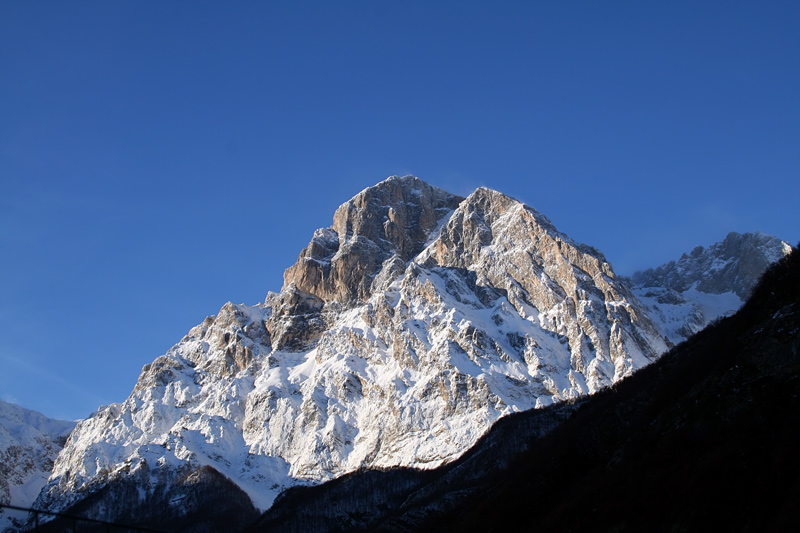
34,177,707,524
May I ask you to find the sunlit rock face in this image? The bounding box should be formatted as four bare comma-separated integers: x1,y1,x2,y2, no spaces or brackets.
283,176,464,304
37,176,671,521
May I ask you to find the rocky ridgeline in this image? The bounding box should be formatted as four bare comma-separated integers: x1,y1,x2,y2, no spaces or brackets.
631,231,791,344
632,231,791,299
417,186,665,382
35,176,670,524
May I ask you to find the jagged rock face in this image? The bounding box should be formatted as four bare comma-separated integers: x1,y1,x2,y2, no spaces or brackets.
631,231,791,344
283,176,464,304
418,187,662,384
36,176,669,521
632,231,791,299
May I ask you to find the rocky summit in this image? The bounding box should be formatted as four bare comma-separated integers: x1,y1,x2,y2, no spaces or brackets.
31,176,783,530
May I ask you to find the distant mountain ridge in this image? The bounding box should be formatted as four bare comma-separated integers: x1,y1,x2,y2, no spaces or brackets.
19,176,790,532
0,400,75,532
631,231,791,344
632,231,790,298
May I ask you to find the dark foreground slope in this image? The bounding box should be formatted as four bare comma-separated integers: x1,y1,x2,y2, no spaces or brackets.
252,246,800,532
28,465,258,533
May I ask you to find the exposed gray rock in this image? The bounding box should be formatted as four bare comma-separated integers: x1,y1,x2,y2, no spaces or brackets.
283,176,463,304
630,231,791,345
632,231,791,299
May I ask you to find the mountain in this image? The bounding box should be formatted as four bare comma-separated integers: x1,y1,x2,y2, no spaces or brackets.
0,400,75,532
34,176,670,530
631,231,791,344
247,243,800,532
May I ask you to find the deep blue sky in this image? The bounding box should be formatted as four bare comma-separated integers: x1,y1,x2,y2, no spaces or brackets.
2,1,798,420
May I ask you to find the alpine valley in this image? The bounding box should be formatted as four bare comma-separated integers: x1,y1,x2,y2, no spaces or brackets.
6,176,791,532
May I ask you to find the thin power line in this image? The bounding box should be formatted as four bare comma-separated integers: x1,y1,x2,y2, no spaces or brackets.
0,504,168,533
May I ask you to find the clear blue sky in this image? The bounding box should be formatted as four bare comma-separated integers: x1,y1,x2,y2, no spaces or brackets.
1,1,798,420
